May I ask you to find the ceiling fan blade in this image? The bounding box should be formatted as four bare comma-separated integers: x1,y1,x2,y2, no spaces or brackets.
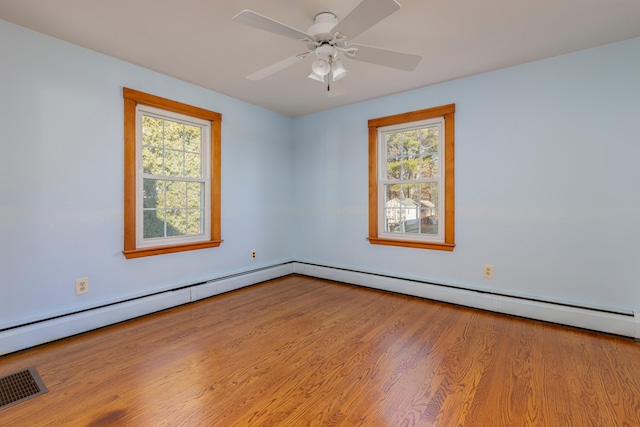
247,53,310,81
233,10,314,41
327,79,345,98
349,44,421,71
331,0,400,40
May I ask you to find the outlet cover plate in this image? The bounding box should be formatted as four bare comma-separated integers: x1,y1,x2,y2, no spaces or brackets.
483,265,494,279
75,277,89,295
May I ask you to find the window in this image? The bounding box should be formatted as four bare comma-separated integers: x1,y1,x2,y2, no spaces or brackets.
368,104,455,251
123,88,222,258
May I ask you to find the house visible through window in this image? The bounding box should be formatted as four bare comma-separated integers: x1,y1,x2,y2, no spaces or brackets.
123,88,222,259
368,104,455,251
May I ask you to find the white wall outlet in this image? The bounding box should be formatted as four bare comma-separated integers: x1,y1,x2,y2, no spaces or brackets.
250,249,257,260
483,265,494,279
75,277,89,295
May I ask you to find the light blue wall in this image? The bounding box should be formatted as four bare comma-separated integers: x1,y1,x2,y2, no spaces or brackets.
0,20,294,330
1,17,639,334
292,37,640,313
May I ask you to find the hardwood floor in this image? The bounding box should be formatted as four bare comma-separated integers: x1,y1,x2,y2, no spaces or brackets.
1,275,639,426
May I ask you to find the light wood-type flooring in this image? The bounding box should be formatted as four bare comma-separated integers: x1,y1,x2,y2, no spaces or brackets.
1,275,640,426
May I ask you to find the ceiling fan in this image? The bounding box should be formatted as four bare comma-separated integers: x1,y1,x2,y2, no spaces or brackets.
232,0,422,96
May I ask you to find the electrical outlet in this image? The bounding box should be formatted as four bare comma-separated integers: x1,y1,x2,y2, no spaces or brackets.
483,265,494,279
75,277,89,295
250,249,257,260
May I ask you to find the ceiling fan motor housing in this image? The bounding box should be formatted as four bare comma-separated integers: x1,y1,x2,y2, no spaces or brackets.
307,12,338,42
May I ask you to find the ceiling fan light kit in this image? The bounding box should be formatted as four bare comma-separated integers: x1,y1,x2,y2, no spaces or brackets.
310,42,349,83
308,71,325,83
311,59,331,77
232,0,421,96
331,60,349,81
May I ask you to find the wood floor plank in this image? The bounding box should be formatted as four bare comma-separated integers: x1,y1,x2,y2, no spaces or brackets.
1,275,639,426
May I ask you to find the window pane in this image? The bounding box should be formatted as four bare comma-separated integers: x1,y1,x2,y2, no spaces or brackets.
142,115,163,147
166,209,187,237
185,152,201,178
187,209,203,235
404,183,420,203
142,146,163,175
384,184,401,229
419,153,439,179
404,183,420,234
419,212,439,235
386,133,402,157
184,125,201,153
384,209,399,233
386,156,401,180
385,183,402,202
386,132,407,180
420,183,439,235
143,210,165,238
420,126,439,153
403,130,420,157
164,120,184,150
421,182,438,208
164,149,184,177
187,182,203,209
143,179,164,209
165,181,187,209
401,157,418,180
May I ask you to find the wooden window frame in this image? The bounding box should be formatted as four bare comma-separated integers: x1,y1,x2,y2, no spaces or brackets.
123,88,222,259
368,104,455,251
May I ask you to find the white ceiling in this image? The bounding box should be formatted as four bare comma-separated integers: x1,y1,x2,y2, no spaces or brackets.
1,0,639,117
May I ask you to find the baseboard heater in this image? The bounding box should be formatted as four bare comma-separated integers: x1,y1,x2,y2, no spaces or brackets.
292,262,639,341
1,261,637,356
0,263,294,356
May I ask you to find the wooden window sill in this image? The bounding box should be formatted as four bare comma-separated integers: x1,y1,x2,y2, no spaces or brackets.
123,240,223,259
367,237,455,251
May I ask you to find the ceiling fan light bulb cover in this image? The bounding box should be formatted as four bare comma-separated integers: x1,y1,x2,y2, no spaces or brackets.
311,59,330,76
331,60,348,81
308,72,325,83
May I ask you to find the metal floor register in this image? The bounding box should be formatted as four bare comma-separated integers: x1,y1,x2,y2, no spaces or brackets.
0,367,48,410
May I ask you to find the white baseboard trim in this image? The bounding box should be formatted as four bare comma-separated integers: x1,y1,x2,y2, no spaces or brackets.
293,263,637,338
189,264,294,302
0,263,294,356
1,262,633,356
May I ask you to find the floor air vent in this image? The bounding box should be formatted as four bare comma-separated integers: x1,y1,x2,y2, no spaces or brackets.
0,367,48,410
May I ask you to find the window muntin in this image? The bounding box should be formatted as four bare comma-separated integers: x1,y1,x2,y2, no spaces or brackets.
368,104,455,251
136,106,210,248
379,118,444,242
